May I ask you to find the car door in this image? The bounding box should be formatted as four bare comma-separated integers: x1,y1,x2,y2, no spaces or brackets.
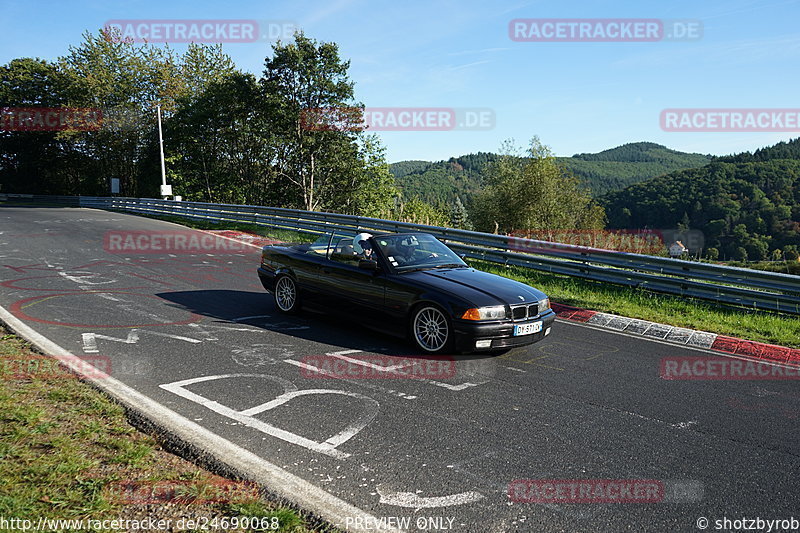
290,233,332,305
316,233,387,323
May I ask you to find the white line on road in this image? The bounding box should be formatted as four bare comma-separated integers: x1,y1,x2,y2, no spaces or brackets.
283,359,417,400
0,303,401,532
376,485,484,509
161,374,379,460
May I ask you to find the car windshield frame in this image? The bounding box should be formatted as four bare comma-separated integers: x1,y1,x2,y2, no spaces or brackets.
372,233,467,273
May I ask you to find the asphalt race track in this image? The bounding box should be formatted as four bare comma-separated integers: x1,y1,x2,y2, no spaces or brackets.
1,205,798,532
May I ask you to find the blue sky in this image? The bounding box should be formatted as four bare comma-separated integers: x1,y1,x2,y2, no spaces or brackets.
1,0,798,162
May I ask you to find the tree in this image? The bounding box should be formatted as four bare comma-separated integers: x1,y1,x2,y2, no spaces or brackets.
395,197,449,226
338,134,399,217
58,29,185,196
261,32,363,212
471,137,605,234
168,71,275,204
450,195,472,230
0,58,72,194
677,211,691,231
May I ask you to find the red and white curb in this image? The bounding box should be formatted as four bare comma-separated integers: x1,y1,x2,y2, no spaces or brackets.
552,303,800,366
204,229,283,248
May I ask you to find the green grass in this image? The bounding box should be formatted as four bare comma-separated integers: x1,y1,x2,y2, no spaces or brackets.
722,260,800,276
470,259,800,348
0,326,341,532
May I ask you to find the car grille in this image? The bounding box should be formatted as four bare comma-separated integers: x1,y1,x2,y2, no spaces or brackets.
511,303,539,321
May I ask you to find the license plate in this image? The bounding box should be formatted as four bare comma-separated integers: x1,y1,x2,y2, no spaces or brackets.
513,321,543,336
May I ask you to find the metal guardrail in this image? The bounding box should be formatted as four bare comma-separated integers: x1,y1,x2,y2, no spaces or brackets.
4,194,799,314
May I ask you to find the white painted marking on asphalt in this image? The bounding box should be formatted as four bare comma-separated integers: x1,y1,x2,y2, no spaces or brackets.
328,349,364,356
82,330,139,352
329,353,414,372
161,374,378,460
81,332,98,353
81,329,201,353
0,305,400,532
232,344,295,366
283,359,417,400
94,292,121,301
750,386,779,397
432,380,487,391
243,388,379,447
186,323,219,341
233,315,272,322
58,271,116,285
142,330,202,343
325,351,487,391
376,485,484,508
285,358,328,374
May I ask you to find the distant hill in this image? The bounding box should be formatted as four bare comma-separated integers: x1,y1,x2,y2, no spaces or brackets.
600,137,800,261
390,142,711,207
389,152,497,209
561,142,712,195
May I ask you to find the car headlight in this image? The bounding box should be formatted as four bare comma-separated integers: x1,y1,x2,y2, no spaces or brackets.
461,305,507,321
538,298,550,312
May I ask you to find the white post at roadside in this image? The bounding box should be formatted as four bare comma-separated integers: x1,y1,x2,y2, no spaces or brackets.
157,104,171,199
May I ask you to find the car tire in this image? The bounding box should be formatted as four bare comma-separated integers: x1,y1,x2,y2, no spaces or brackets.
410,304,453,354
274,275,300,314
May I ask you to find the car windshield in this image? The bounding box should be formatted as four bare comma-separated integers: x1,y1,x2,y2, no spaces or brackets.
373,233,467,272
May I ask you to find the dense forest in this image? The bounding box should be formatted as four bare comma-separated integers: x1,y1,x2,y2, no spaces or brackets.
561,142,711,196
390,142,712,209
601,138,800,261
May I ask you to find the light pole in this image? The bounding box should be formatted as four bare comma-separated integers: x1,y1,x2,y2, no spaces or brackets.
157,104,172,199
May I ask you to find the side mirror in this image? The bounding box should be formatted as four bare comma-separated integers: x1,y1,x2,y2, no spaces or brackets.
358,259,380,271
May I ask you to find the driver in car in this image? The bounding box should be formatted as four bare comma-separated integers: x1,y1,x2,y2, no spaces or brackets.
353,232,374,258
394,235,439,265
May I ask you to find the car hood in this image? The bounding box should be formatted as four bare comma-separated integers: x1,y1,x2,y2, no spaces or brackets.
403,267,546,306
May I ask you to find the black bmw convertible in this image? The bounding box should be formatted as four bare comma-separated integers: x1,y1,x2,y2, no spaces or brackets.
257,231,556,354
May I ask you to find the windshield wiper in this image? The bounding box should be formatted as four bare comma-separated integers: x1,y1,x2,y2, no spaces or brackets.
431,263,468,269
402,263,466,272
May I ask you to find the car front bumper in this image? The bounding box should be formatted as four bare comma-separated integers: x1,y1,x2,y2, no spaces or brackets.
452,309,557,353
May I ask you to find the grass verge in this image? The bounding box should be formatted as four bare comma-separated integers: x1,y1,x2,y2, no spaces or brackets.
471,259,800,348
0,324,340,532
